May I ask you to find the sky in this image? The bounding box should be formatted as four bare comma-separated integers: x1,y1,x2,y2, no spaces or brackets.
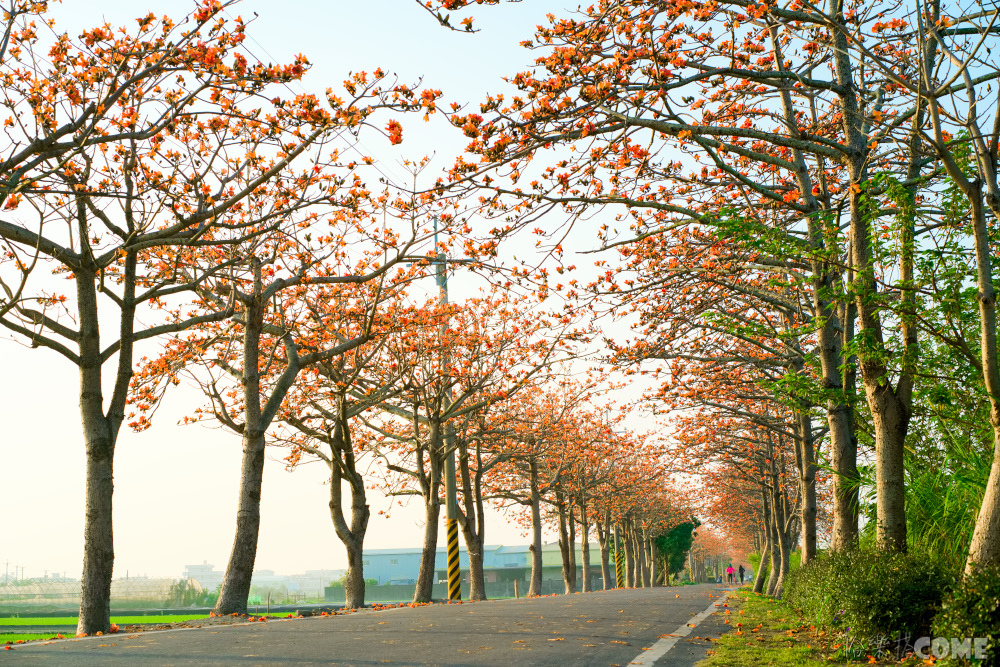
0,0,648,582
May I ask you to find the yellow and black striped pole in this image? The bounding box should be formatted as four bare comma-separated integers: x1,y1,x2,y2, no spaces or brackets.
446,517,461,601
614,526,625,588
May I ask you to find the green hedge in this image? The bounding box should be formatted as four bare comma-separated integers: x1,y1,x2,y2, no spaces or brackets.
784,548,955,639
933,565,1000,666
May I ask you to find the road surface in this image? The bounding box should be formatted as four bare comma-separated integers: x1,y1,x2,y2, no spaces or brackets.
6,584,735,666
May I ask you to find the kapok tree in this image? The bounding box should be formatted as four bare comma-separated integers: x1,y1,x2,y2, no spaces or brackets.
893,5,1000,573
130,177,452,615
0,1,403,634
371,289,583,601
441,0,963,556
273,281,423,608
484,377,610,595
603,216,828,567
668,381,804,597
554,405,631,592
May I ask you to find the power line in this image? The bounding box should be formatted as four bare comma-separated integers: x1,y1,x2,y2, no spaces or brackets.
222,6,413,189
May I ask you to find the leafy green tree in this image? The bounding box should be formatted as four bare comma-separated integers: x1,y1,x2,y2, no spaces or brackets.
655,521,700,583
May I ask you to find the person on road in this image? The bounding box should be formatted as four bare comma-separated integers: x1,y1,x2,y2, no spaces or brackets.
725,564,735,584
738,564,745,584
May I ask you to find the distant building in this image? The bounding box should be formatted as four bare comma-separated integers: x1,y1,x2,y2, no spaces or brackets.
183,561,223,593
182,563,346,598
290,569,346,598
362,543,598,586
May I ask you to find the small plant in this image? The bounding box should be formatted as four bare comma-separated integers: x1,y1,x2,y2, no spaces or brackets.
932,565,1000,666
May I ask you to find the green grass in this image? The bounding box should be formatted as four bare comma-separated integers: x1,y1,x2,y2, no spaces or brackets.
1,614,218,645
698,590,932,666
698,590,838,666
1,614,211,626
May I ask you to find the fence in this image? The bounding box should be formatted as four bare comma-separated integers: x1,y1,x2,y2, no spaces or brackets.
0,578,205,614
326,577,606,603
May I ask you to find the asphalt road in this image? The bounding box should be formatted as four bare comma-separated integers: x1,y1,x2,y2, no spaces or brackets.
5,584,735,666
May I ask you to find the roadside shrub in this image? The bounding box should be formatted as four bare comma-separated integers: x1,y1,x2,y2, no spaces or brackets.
785,548,955,639
933,565,1000,666
784,552,843,627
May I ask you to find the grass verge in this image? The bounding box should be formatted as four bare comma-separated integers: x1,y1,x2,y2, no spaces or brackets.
699,589,935,666
699,590,828,666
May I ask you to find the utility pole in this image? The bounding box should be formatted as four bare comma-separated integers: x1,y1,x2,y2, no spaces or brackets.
605,409,626,590
433,218,461,602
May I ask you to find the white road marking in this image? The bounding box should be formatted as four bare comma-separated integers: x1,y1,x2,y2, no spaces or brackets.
628,591,730,666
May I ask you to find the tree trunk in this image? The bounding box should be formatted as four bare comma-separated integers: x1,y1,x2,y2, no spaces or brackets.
414,421,444,603
634,528,649,587
795,407,817,564
78,426,115,635
528,459,543,597
343,535,366,609
567,501,578,591
556,495,576,594
772,490,792,599
753,545,770,594
580,495,591,592
968,417,1000,574
214,266,318,616
645,530,657,587
215,290,267,616
214,427,266,614
413,492,441,603
827,286,860,551
769,25,854,560
766,498,781,597
623,523,635,588
831,289,860,551
324,406,371,609
869,389,909,552
596,513,611,590
775,533,790,599
838,42,913,552
464,529,486,602
964,186,1000,572
457,430,486,601
75,262,134,635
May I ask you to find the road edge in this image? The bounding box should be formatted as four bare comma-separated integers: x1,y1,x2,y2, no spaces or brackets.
628,590,730,666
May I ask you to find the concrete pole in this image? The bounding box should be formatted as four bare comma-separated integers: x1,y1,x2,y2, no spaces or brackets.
434,222,461,602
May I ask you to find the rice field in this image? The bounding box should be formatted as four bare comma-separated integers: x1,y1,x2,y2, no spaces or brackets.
1,614,210,626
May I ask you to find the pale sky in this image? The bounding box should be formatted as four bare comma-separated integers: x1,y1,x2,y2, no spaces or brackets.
2,0,633,581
